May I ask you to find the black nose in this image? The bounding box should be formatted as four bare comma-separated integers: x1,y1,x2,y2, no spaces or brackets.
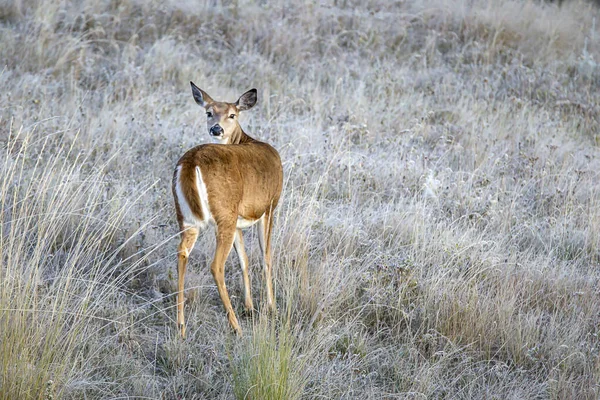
210,125,223,136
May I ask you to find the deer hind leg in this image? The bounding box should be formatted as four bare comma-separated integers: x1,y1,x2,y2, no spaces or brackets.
234,228,254,311
177,227,199,338
258,211,275,312
211,222,242,335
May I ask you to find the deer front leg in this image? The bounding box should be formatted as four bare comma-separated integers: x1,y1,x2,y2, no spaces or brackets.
258,212,275,312
234,228,254,312
211,223,242,335
177,227,199,338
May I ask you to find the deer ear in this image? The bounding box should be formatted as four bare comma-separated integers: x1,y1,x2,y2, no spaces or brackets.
236,89,257,111
190,81,214,107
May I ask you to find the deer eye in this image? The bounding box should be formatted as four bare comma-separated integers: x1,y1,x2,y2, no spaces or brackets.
229,114,236,119
206,111,212,118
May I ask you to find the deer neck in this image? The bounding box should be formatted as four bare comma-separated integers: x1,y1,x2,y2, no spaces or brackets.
229,124,255,145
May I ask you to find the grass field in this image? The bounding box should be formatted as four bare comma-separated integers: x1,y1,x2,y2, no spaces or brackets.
1,0,600,398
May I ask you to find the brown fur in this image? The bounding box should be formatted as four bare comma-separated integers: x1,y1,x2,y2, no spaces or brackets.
174,140,282,227
172,84,283,337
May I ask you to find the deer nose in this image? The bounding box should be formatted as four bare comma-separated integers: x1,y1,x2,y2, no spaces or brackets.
210,124,223,136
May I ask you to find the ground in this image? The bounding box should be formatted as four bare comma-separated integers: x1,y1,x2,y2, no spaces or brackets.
1,0,600,398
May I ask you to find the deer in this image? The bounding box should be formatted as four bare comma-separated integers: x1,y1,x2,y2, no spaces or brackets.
172,82,283,337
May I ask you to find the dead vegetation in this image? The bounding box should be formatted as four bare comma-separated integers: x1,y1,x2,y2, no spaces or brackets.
1,0,600,398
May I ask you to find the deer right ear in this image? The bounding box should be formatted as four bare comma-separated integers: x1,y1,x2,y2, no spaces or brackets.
190,81,214,107
236,88,257,111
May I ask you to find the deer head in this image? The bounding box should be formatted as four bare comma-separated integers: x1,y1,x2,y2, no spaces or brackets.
190,81,257,144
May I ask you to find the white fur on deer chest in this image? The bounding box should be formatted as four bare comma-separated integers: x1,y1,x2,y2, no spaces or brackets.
236,216,260,229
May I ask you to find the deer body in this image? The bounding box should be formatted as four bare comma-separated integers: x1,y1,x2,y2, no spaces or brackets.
172,82,282,337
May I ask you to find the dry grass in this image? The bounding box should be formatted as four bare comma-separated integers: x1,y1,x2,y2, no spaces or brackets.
1,0,600,398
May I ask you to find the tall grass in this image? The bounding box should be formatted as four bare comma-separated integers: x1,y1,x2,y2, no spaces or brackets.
1,0,600,398
229,315,305,400
0,122,145,398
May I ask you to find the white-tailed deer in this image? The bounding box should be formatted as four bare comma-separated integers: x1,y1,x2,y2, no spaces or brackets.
172,82,283,337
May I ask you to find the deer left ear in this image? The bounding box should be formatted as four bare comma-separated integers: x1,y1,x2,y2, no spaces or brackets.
236,89,257,111
190,81,214,107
